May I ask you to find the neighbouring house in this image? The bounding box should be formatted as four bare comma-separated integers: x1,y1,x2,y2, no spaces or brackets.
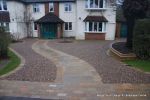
0,0,116,40
116,4,127,38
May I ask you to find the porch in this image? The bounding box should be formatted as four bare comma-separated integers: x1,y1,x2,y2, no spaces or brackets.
35,13,64,39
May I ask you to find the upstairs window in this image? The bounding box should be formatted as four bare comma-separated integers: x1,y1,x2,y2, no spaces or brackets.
33,4,40,13
85,0,105,9
0,0,7,11
64,3,72,12
49,3,54,12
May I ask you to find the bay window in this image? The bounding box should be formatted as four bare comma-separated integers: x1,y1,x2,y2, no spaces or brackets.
85,22,106,32
85,0,105,9
0,0,7,11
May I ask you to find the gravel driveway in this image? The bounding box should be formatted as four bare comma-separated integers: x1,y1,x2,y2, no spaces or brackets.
0,39,56,82
48,39,150,83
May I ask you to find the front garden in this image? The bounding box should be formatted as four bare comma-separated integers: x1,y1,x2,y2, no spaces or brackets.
0,27,20,76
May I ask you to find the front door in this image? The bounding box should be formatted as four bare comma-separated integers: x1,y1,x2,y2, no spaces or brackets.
41,23,57,39
120,23,127,38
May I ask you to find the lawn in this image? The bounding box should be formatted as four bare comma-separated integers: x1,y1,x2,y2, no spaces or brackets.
0,50,21,76
124,60,150,72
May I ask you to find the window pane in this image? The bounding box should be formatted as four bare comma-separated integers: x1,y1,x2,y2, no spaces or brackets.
94,0,98,8
49,3,54,12
69,4,72,11
3,1,7,10
0,2,2,10
89,22,92,31
65,23,68,30
5,23,9,31
99,0,103,8
69,22,72,30
64,3,68,11
98,22,102,32
94,22,97,31
90,0,94,8
85,0,88,8
34,23,37,30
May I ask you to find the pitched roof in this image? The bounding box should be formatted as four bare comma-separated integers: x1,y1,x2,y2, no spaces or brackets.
35,13,64,23
84,16,108,22
0,12,10,22
8,0,76,3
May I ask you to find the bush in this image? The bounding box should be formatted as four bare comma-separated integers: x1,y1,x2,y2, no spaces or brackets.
133,19,150,60
0,27,11,59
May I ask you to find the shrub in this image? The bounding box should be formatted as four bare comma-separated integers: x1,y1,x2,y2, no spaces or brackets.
133,19,150,60
0,27,11,59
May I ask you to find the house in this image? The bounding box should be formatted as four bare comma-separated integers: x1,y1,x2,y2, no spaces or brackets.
0,0,116,40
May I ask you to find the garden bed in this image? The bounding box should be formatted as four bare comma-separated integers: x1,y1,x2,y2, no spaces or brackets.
110,42,136,60
0,50,21,76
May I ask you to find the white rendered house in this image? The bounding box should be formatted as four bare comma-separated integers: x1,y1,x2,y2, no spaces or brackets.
0,0,116,40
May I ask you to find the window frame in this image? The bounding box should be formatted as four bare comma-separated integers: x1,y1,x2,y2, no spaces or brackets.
0,22,9,31
33,3,40,13
64,22,72,31
49,3,54,12
0,0,7,11
85,22,106,33
33,23,38,31
64,3,72,12
85,0,106,9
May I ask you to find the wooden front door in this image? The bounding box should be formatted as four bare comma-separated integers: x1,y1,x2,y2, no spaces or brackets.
40,23,57,39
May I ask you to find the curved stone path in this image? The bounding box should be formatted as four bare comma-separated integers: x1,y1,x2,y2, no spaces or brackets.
48,39,150,83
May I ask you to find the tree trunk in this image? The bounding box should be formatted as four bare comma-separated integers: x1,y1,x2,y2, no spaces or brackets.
126,18,135,49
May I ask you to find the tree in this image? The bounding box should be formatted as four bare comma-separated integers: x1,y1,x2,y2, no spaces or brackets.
122,0,149,49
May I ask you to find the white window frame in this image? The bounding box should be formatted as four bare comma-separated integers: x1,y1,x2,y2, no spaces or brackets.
64,3,72,12
33,23,38,31
0,0,7,11
33,3,40,13
85,0,106,9
49,3,54,12
64,22,72,31
0,22,9,31
85,22,106,33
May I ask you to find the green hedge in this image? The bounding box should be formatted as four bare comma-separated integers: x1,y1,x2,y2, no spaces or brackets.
133,19,150,60
0,27,11,59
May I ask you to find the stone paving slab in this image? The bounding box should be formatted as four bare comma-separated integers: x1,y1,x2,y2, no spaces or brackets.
0,96,57,100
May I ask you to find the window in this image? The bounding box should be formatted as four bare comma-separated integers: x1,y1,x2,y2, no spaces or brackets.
49,3,54,12
64,3,72,12
33,4,40,13
34,23,37,30
85,0,105,9
65,22,72,31
0,0,7,11
0,22,9,31
85,22,106,32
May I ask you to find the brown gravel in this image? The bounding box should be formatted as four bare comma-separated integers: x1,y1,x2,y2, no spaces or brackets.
0,39,57,82
48,39,150,83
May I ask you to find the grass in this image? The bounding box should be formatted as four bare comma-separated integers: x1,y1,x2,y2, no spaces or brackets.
124,59,150,72
0,50,21,76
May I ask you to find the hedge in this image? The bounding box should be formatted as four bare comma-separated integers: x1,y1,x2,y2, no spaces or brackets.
0,27,11,59
133,19,150,60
